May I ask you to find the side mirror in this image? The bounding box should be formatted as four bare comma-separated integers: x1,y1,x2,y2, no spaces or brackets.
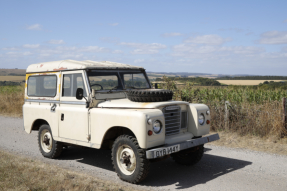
76,88,84,100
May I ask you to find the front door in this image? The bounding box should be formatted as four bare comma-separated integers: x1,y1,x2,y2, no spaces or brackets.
58,71,89,142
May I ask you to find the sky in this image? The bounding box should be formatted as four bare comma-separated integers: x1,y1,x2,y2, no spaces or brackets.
0,0,286,75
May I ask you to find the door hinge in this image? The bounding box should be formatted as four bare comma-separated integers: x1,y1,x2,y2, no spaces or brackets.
87,134,91,141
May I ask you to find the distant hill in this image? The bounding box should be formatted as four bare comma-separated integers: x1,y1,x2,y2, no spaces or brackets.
147,71,213,75
0,69,26,76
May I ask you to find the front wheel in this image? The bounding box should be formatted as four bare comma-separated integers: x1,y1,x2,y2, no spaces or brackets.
171,145,204,166
38,124,63,159
111,135,150,184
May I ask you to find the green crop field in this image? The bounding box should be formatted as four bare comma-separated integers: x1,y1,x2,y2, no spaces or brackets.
158,78,287,139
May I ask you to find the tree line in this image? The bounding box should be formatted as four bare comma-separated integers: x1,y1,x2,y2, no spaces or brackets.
216,76,287,80
155,77,221,86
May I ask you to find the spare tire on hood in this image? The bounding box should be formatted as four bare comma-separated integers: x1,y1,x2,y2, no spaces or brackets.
127,89,173,102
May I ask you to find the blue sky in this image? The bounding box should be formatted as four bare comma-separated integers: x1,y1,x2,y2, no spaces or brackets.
0,0,286,75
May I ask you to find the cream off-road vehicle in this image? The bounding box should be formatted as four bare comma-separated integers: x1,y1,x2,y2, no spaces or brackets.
23,60,219,183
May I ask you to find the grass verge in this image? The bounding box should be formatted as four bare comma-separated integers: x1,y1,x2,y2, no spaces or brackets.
209,131,287,155
0,86,24,117
0,150,137,191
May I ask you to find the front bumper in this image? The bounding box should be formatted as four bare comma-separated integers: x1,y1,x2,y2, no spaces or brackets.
146,133,220,159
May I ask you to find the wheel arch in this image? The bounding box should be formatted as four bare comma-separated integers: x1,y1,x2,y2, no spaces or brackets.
101,126,137,149
31,119,49,132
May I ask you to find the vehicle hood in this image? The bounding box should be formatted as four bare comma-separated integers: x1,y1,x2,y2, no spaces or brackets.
97,98,189,109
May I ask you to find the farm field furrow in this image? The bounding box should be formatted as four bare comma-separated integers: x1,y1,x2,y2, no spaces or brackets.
0,76,25,82
218,80,284,85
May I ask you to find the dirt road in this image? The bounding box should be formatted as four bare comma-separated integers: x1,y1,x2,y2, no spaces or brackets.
1,115,286,191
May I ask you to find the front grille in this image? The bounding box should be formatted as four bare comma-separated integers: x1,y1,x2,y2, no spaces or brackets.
163,106,181,136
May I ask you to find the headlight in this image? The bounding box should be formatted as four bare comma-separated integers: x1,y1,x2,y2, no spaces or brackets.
198,114,205,125
153,120,162,134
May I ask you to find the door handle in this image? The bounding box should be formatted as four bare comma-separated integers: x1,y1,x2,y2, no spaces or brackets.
50,103,57,112
61,113,64,121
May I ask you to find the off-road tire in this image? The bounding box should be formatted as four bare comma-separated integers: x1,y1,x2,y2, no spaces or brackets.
111,135,150,184
38,124,63,159
127,89,173,102
171,145,204,166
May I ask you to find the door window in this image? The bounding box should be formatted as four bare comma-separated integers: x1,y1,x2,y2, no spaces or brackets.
62,73,87,97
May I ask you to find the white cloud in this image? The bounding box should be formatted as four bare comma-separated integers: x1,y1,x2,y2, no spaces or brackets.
59,53,84,59
172,43,264,58
184,35,232,45
258,31,287,44
100,37,119,43
26,24,42,30
173,44,216,54
120,42,166,54
245,32,253,36
134,59,144,63
79,46,108,52
220,46,264,55
1,44,110,61
162,32,183,37
50,46,108,53
109,23,119,26
112,50,123,54
6,51,32,57
219,28,244,33
2,47,18,51
23,44,40,48
48,40,65,44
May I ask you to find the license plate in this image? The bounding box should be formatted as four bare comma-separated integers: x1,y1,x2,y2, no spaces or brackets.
154,144,180,158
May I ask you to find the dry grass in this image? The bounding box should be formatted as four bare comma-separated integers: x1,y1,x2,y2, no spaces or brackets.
0,76,25,82
217,80,284,85
0,86,24,117
0,149,137,191
209,101,287,139
209,131,287,155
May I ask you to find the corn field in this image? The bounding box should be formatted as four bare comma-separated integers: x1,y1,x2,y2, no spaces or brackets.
158,77,287,139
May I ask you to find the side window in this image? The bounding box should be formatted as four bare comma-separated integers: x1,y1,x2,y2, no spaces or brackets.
62,73,87,97
27,75,57,97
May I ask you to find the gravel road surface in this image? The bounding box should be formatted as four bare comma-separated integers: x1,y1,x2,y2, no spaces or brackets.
1,116,287,191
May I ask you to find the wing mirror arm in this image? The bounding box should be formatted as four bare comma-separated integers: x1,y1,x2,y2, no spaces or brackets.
91,89,95,98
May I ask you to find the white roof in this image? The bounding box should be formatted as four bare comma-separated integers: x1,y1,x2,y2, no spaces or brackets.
26,60,144,73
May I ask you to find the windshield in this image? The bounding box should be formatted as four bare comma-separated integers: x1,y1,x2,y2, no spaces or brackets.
87,70,151,91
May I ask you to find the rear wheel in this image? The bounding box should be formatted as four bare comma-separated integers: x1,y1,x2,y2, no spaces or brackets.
38,124,63,159
171,145,204,166
112,135,150,184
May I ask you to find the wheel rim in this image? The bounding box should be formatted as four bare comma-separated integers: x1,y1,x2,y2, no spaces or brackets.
40,129,53,153
116,144,136,175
